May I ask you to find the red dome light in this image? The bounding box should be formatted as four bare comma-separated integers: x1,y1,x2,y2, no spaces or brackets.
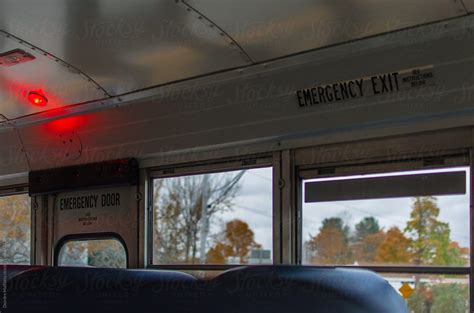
28,92,48,106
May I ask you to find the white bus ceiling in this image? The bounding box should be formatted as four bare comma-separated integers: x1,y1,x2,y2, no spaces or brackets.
1,1,474,177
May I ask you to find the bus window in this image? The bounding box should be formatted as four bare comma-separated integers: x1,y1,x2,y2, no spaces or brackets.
302,167,470,267
152,167,273,266
0,194,30,264
58,238,127,268
301,166,471,312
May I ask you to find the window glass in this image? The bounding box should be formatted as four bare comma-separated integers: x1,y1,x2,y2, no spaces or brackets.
302,167,470,267
380,273,469,313
0,194,30,264
58,238,127,268
152,167,272,265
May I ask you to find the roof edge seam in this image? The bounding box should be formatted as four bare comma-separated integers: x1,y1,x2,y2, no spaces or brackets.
179,0,255,64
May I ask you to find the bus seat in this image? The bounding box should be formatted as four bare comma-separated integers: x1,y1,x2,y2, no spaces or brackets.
205,266,406,313
6,265,198,313
5,265,407,313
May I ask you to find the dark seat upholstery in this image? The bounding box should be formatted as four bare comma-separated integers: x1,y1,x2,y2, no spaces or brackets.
6,265,198,313
206,266,407,313
4,265,407,313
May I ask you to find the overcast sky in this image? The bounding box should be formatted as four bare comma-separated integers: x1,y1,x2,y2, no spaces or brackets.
213,167,273,254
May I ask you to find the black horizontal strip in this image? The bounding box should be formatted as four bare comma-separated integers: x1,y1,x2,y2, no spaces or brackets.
148,264,470,275
332,265,470,275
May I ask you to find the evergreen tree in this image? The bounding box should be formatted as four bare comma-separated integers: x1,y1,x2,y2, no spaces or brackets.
355,217,380,241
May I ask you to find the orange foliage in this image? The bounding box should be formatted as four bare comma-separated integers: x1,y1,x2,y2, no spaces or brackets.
375,227,412,264
207,219,258,264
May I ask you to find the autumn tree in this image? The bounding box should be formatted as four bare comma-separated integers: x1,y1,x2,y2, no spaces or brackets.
405,197,466,266
207,219,260,264
0,194,30,264
306,217,352,265
352,217,385,264
153,172,245,263
375,227,411,264
405,197,468,313
353,232,386,265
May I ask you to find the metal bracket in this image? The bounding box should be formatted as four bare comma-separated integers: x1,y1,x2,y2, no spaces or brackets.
278,178,285,189
136,192,143,202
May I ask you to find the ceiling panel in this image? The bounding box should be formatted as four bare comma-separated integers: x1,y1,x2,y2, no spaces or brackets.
0,34,106,120
0,0,249,96
186,0,467,62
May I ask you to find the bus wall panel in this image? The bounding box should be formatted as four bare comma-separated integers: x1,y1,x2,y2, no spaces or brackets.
0,129,29,177
15,17,474,172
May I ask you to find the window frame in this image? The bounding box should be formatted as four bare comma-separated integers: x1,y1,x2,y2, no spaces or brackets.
296,154,470,269
147,154,274,271
294,143,473,308
54,232,129,268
